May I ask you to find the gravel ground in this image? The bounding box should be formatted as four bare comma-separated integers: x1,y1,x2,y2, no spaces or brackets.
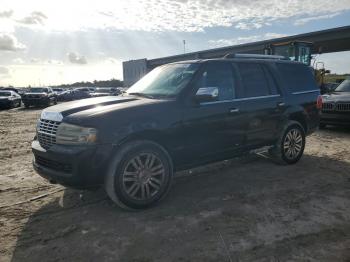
0,106,349,262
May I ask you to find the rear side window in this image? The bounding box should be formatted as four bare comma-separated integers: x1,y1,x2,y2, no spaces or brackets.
237,63,270,98
276,63,317,92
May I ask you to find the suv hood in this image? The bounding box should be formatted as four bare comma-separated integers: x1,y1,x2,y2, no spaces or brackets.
323,92,350,102
40,95,153,122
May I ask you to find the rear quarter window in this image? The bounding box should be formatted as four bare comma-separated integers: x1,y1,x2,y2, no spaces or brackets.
276,63,318,93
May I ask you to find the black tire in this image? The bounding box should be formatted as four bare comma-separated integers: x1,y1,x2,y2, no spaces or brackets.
53,98,57,105
269,121,306,165
24,103,29,108
105,140,173,210
17,100,21,107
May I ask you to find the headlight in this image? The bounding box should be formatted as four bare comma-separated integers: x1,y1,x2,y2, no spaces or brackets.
56,123,97,145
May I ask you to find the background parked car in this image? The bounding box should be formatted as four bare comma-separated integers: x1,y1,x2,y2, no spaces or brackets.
321,82,339,94
22,87,57,108
52,88,65,95
320,78,350,127
57,89,91,101
89,87,121,97
0,90,22,109
1,87,20,95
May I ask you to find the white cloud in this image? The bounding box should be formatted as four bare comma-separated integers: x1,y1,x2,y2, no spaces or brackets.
0,34,26,51
68,52,87,64
17,11,47,25
0,66,9,74
294,12,342,26
1,0,349,32
0,10,13,18
209,33,288,48
12,58,25,64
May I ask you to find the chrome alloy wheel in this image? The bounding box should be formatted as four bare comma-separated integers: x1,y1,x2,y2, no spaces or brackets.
122,153,165,201
283,128,303,160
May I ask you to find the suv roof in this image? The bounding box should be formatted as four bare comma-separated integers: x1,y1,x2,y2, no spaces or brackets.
170,54,302,65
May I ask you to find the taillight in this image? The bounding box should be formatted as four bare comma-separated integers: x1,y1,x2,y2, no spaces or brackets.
317,95,323,110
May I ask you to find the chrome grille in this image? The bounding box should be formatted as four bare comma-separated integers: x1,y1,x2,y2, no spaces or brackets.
322,102,335,111
336,103,350,112
37,119,61,149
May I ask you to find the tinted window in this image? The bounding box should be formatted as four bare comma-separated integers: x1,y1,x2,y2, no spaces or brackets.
276,63,317,92
237,63,270,98
262,65,279,95
197,62,235,101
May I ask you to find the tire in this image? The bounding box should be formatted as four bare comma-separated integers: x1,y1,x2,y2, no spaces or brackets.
269,121,306,165
17,100,21,107
105,140,173,210
24,103,29,108
53,98,57,105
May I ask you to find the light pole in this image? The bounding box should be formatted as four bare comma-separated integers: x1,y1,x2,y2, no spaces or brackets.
183,40,186,54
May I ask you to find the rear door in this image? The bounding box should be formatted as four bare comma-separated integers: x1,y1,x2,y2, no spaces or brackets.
234,61,285,147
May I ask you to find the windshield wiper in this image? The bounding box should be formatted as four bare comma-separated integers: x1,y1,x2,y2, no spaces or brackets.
128,92,155,99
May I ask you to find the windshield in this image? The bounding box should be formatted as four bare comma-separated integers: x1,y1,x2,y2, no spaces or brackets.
0,91,11,97
335,79,350,92
127,63,199,98
30,88,48,93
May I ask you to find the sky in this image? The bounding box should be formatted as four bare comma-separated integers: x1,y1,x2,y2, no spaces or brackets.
0,0,350,87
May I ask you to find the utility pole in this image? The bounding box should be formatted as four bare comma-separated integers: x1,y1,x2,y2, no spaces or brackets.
183,40,186,54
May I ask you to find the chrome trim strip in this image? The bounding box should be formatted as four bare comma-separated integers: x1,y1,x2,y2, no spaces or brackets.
200,95,281,105
292,90,320,95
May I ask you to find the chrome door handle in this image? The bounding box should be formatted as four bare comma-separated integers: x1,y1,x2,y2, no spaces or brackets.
229,108,240,113
277,102,285,107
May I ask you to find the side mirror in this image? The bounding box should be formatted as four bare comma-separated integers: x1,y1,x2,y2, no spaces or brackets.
195,87,219,103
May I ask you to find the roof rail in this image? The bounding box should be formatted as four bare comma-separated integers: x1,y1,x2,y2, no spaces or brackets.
223,53,289,60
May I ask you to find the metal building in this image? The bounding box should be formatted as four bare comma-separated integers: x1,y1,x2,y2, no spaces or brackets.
122,26,350,87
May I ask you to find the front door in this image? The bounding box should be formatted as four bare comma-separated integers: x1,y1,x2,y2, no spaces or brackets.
181,61,246,166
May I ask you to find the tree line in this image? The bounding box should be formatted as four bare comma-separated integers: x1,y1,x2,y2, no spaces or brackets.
51,78,124,88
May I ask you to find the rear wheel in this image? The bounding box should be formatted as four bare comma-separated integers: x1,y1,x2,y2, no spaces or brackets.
24,103,29,108
105,140,173,210
269,122,305,165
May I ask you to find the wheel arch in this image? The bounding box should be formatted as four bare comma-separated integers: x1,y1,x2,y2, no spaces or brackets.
288,112,308,133
113,130,175,164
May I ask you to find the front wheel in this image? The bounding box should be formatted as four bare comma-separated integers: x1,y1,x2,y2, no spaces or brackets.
269,122,305,165
105,140,173,210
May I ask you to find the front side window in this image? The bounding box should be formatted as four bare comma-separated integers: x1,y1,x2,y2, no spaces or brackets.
196,62,235,101
127,63,199,98
237,63,270,98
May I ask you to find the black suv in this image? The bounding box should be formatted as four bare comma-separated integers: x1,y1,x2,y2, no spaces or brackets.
22,87,57,108
32,55,321,209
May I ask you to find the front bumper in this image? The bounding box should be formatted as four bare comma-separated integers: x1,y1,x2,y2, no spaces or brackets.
32,140,114,188
23,97,49,105
320,112,350,126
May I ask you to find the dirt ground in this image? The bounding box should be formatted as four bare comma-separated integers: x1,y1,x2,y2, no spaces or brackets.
0,106,349,262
